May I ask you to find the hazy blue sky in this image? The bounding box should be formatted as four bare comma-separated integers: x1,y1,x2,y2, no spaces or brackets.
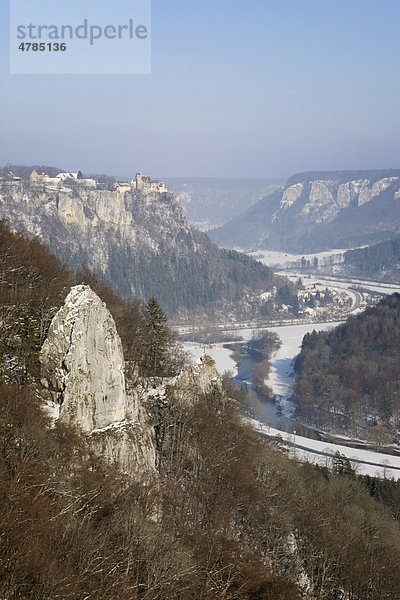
1,0,400,178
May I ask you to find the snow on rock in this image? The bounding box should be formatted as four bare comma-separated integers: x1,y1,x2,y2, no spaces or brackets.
135,354,223,413
40,285,157,476
170,354,223,406
336,179,368,208
357,177,398,206
41,285,129,432
185,343,237,375
89,415,156,476
280,183,303,208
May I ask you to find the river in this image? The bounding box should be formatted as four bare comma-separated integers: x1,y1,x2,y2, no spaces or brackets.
184,319,400,478
231,321,336,430
232,346,291,429
185,321,336,431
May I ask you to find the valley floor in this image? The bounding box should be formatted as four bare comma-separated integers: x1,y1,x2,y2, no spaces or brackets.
184,269,400,481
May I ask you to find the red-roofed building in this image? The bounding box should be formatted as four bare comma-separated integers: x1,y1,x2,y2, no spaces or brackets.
29,169,50,185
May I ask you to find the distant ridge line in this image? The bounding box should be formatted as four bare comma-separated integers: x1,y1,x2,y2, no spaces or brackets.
287,169,400,186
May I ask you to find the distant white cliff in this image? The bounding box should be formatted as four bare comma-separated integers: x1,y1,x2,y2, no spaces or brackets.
210,170,400,252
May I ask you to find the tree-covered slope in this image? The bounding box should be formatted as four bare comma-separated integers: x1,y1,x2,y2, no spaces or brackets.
1,223,400,599
293,293,400,442
344,235,400,281
0,219,184,382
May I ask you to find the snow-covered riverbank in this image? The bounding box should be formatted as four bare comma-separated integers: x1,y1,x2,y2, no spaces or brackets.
185,322,339,416
265,322,337,411
185,312,400,480
249,418,400,480
184,342,237,376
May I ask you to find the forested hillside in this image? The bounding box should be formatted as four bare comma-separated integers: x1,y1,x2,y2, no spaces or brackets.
1,222,400,599
0,219,183,382
344,235,400,281
293,294,400,443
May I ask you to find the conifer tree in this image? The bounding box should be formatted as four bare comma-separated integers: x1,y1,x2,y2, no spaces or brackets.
145,297,169,376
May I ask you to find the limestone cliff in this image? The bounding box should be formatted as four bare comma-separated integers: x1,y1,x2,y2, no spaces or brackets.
137,353,223,412
40,285,224,476
41,285,128,432
210,169,400,252
0,179,276,321
168,354,223,406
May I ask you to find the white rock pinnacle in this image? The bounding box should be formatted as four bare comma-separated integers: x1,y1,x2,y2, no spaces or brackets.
41,285,129,432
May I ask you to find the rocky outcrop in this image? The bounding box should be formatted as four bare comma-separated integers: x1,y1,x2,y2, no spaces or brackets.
280,183,303,208
40,285,225,477
210,170,400,252
40,285,156,476
134,354,224,431
168,354,223,406
41,285,128,432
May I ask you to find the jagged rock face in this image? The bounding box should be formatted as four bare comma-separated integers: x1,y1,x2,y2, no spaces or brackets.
41,285,129,432
89,419,157,476
210,171,400,252
170,354,223,406
41,284,157,476
0,184,188,277
135,354,223,417
280,183,303,208
40,286,226,477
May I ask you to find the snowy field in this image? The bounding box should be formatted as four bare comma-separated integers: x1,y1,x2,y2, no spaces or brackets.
184,342,237,376
249,248,400,296
280,271,400,296
249,418,400,480
250,249,348,268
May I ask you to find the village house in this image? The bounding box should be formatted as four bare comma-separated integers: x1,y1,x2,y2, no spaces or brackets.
115,181,131,194
29,169,60,186
28,169,167,194
29,169,97,188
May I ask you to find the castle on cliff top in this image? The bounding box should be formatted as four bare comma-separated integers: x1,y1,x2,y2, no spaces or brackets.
28,168,167,196
131,172,167,193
